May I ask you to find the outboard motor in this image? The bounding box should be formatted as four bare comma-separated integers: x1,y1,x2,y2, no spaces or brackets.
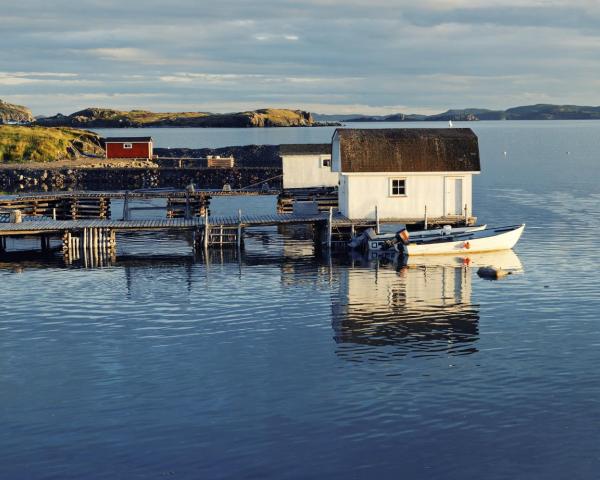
395,228,410,246
381,227,410,252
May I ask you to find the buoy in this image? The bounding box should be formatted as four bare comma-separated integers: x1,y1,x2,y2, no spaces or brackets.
477,266,511,280
463,241,470,249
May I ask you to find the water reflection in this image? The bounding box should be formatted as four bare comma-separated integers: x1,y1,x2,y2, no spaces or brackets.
0,229,524,363
329,251,517,361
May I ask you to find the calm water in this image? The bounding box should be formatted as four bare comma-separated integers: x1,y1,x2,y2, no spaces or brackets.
3,121,600,479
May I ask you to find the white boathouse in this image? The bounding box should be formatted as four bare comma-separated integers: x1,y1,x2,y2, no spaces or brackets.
331,128,481,222
280,144,338,190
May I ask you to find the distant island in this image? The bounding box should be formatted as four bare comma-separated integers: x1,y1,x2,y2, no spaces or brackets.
3,98,600,127
314,104,600,122
34,107,316,128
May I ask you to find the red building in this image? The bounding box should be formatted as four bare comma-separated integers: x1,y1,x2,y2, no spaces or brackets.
104,137,153,159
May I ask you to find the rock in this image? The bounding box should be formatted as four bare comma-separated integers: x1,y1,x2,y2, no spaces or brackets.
477,266,512,280
0,99,34,124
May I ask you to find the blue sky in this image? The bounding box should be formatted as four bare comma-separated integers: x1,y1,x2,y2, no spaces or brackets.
1,0,599,115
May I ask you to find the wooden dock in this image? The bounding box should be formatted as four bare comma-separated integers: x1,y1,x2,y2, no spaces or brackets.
0,189,475,267
0,211,377,264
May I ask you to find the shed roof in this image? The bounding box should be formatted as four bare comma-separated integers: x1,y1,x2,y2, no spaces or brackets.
334,128,480,172
104,137,153,143
279,143,331,155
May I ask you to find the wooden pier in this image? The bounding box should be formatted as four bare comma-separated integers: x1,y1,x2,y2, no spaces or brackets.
0,211,377,264
0,189,475,267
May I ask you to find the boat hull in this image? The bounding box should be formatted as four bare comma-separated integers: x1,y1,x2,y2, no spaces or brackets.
405,224,525,256
365,225,487,252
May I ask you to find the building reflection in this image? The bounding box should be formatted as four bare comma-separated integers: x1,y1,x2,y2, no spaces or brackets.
331,251,522,361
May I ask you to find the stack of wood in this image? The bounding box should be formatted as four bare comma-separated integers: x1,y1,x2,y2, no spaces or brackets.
166,193,210,218
277,188,338,214
207,155,235,168
0,195,111,220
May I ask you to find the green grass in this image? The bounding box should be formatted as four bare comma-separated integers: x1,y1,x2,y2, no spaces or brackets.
0,125,103,163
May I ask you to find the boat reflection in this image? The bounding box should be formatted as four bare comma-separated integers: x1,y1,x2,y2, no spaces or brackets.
331,250,522,361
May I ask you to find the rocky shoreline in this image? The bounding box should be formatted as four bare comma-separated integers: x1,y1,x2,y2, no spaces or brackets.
0,167,282,193
0,144,290,193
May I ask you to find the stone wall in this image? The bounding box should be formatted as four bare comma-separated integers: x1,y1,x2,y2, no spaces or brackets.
0,167,282,193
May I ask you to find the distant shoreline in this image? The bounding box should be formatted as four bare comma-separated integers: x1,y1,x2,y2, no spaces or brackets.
4,100,600,127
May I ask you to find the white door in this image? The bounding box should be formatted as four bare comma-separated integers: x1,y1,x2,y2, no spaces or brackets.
445,177,464,215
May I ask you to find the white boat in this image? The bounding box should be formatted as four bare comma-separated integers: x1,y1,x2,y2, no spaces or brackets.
403,224,525,256
352,225,487,251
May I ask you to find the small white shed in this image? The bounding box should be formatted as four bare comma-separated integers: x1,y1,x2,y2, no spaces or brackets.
280,144,338,190
331,128,481,221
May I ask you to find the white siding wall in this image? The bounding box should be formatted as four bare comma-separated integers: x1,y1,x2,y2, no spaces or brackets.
331,133,341,172
338,174,350,216
341,173,474,220
282,154,338,189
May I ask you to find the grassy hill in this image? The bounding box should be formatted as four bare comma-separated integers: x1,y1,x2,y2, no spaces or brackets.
0,99,34,124
0,125,103,163
36,107,314,128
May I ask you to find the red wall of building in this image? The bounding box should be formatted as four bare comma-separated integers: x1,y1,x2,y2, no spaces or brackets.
105,142,153,159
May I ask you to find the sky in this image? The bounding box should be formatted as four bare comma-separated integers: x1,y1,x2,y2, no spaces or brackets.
1,0,600,116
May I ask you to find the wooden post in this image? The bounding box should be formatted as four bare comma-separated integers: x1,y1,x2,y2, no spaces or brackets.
65,231,71,264
110,230,116,254
93,228,99,263
99,229,104,257
184,191,190,220
52,208,57,221
237,208,243,248
0,236,5,253
62,231,69,257
464,204,468,225
122,191,129,221
327,207,333,249
73,234,78,260
203,209,209,249
375,205,380,235
424,205,428,230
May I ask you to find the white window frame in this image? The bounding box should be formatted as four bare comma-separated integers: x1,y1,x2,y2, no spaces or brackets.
123,143,133,149
389,178,407,197
320,155,331,168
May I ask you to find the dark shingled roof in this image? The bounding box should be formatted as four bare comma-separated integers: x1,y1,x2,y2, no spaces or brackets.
334,128,480,172
104,137,153,143
279,143,331,155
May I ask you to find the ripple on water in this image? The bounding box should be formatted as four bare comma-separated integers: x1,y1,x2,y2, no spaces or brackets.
3,126,600,478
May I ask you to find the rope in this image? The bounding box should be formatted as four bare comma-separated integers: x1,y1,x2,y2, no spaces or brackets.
234,174,283,191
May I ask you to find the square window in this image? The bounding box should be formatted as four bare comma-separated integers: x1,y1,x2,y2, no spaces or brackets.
390,178,406,196
123,143,133,149
321,156,331,168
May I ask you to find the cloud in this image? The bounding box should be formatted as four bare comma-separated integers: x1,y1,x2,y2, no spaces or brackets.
2,0,600,115
86,48,166,64
253,33,300,42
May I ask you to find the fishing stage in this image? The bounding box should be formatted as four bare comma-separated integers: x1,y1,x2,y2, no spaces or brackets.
0,188,475,266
